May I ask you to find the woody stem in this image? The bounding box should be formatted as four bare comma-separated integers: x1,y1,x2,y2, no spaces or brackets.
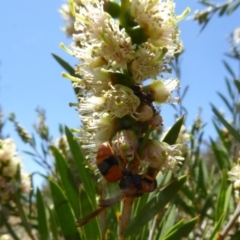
119,197,134,238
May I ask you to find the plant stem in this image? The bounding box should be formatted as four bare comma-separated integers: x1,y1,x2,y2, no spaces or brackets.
218,203,240,239
119,197,134,238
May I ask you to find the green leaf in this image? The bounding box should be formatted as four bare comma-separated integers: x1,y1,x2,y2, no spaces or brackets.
226,1,240,14
234,80,240,94
216,170,227,223
52,53,75,76
208,213,225,240
174,195,196,217
65,126,97,207
181,85,189,101
103,1,120,18
159,205,177,239
217,91,233,113
36,188,49,240
225,77,234,99
223,60,236,79
162,219,184,239
210,138,230,170
14,166,35,239
1,213,21,240
212,121,231,152
48,206,59,240
132,193,149,217
123,174,188,237
49,179,81,240
22,150,37,157
78,187,101,240
201,181,219,219
163,216,199,240
52,146,80,218
212,104,240,142
196,159,208,193
218,4,228,16
162,116,184,144
224,184,232,213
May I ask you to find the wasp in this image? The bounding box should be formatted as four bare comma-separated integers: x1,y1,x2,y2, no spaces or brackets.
76,143,157,227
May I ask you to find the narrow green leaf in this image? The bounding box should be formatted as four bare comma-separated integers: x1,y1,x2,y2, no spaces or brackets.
22,150,37,157
196,159,208,192
133,191,149,217
200,1,216,7
1,213,21,240
181,85,189,101
159,205,177,239
36,188,49,240
162,116,184,144
218,4,228,16
48,206,59,240
103,1,120,18
181,186,194,202
163,216,199,240
212,121,231,152
224,184,233,214
223,60,236,78
162,219,184,239
52,146,80,218
14,166,35,240
49,179,81,240
210,138,230,170
217,91,233,113
52,53,75,76
216,170,227,223
65,126,96,207
212,104,240,142
234,80,240,94
123,174,188,237
201,181,219,219
208,213,225,240
78,187,101,240
226,1,240,14
174,195,196,217
225,77,234,99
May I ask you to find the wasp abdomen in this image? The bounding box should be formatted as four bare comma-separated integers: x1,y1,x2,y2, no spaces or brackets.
96,142,123,183
97,155,123,182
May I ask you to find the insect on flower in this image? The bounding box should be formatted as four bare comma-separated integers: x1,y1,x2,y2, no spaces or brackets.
76,143,157,227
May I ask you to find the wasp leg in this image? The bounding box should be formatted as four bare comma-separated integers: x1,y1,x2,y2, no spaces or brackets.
98,193,125,207
76,207,107,227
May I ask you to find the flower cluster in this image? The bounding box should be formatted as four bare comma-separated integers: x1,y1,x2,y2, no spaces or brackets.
228,155,240,191
0,138,31,204
64,0,189,180
59,0,82,38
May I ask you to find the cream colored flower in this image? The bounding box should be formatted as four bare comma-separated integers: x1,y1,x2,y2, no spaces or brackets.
130,0,182,53
104,85,140,118
228,164,240,190
2,157,22,178
234,27,240,44
0,138,17,162
112,130,138,162
146,78,179,104
142,140,184,175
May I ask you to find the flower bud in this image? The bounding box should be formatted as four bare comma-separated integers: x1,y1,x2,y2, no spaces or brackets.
112,130,138,162
142,140,184,175
136,104,153,122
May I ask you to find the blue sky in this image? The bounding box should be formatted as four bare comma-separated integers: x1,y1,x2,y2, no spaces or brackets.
1,1,240,186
